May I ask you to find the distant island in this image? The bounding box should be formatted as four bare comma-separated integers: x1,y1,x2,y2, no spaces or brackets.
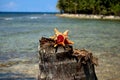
56,0,120,16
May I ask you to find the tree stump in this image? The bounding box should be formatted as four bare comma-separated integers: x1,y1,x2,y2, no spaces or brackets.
38,37,98,80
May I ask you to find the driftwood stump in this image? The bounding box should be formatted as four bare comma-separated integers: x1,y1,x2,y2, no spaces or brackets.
38,37,98,80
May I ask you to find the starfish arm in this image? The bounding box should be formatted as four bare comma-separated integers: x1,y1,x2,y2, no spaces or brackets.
54,44,58,47
50,35,56,39
58,42,65,46
63,30,69,37
62,42,65,46
54,28,62,36
65,39,74,44
54,42,65,47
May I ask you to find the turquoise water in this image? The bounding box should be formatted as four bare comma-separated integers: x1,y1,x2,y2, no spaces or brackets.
0,13,120,79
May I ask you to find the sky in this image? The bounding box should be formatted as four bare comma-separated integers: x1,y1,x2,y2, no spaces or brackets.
0,0,58,12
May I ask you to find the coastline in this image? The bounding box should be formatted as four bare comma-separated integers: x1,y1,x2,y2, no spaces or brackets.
56,14,120,20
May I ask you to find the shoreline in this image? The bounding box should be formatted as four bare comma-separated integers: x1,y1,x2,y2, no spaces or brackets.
56,14,120,20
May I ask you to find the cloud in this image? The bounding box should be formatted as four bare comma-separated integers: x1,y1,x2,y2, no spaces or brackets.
0,1,16,11
5,1,16,9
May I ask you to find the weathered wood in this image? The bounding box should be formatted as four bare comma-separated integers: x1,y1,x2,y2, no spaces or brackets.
38,37,98,80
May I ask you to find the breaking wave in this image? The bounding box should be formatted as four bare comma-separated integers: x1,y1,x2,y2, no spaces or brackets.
29,16,41,19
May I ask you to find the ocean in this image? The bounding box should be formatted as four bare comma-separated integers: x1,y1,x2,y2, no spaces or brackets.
0,12,120,79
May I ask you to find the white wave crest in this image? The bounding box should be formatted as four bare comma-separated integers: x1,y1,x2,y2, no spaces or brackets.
4,18,13,20
30,16,41,19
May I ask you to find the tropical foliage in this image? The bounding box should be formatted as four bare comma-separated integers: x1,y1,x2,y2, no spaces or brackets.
56,0,120,16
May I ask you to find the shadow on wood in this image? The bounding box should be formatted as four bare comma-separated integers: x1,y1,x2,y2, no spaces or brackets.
38,37,98,80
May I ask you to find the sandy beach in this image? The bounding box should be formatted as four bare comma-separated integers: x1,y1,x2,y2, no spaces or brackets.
56,14,120,20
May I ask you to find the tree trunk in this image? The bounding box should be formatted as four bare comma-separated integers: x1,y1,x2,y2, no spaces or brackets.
38,37,98,80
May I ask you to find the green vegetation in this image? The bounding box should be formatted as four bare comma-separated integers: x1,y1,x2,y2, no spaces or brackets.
56,0,120,16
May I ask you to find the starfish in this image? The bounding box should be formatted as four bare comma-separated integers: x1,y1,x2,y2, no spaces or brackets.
50,28,74,47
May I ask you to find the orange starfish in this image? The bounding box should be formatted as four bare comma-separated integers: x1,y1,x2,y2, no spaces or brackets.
50,28,74,47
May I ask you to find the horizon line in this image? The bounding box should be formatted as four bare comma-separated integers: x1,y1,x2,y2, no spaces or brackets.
0,11,59,13
0,12,60,14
